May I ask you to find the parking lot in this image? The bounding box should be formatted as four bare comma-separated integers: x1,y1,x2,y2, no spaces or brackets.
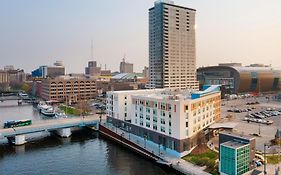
220,95,281,152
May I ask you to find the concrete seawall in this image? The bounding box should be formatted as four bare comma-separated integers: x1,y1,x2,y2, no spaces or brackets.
99,124,210,175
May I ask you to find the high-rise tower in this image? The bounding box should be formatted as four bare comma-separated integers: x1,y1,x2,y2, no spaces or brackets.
148,0,198,89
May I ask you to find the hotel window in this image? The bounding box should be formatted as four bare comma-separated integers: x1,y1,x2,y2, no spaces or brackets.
146,115,150,120
161,126,165,133
146,108,150,113
140,121,143,126
185,113,189,119
161,118,165,124
153,124,157,130
153,117,157,122
146,122,150,128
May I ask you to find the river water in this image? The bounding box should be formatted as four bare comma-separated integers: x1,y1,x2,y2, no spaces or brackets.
0,101,177,175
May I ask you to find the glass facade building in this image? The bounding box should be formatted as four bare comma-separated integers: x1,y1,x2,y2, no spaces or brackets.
220,141,250,175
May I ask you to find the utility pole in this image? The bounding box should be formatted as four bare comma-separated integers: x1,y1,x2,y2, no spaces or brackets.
264,143,269,175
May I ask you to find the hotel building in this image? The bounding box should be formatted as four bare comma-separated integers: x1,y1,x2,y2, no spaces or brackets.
41,75,96,103
106,85,221,157
148,0,198,89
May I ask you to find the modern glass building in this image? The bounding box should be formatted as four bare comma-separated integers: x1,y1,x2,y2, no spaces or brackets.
220,141,250,175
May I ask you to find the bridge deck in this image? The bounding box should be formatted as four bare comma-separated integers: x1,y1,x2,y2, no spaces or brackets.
0,115,101,138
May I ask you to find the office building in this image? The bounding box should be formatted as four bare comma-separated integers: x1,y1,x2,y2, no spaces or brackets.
142,66,149,79
0,70,9,84
220,140,250,175
4,65,14,71
32,61,65,78
120,58,133,73
219,132,256,173
106,85,221,157
41,75,96,103
148,0,198,89
85,61,101,77
197,63,281,94
7,69,26,83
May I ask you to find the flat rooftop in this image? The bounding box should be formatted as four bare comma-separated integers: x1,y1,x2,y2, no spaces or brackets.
220,131,255,141
221,140,249,149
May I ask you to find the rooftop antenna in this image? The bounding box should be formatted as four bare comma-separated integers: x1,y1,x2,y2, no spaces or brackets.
123,54,126,62
91,39,94,59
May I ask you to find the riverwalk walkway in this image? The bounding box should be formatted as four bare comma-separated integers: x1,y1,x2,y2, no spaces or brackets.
101,123,210,175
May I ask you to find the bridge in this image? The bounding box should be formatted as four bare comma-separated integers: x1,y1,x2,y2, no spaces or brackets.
0,115,103,145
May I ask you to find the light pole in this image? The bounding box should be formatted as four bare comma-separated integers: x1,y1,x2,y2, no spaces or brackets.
144,135,147,148
264,143,270,175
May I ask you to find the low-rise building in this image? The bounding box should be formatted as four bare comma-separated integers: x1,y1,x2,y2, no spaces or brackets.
219,132,256,174
41,75,96,103
106,85,221,157
220,140,250,175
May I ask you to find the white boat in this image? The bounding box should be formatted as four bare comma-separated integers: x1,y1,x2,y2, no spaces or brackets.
37,101,55,116
41,106,55,116
55,110,67,118
37,101,46,112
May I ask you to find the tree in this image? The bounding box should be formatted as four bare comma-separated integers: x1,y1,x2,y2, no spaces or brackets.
21,83,31,93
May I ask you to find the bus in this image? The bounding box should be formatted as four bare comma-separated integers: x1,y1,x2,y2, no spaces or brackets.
4,119,32,128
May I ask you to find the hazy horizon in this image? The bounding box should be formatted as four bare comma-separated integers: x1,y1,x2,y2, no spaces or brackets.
0,0,280,73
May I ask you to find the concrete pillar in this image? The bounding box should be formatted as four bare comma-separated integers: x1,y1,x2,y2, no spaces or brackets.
56,128,71,138
14,135,26,145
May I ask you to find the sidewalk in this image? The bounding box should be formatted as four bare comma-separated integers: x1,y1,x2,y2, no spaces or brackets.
102,123,210,175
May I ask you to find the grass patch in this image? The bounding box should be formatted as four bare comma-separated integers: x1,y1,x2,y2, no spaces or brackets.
267,155,281,164
59,105,81,116
183,147,219,175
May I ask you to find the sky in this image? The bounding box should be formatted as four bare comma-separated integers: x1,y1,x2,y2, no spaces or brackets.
0,0,280,74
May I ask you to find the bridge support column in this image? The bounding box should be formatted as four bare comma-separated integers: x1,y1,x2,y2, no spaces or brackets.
56,128,71,138
14,135,26,145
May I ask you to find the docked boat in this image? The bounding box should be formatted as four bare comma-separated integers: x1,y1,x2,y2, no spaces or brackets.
37,101,46,112
41,106,55,117
55,110,67,118
37,101,55,116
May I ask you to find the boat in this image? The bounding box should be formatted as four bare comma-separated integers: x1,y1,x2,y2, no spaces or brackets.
37,101,46,112
41,105,55,116
55,110,67,118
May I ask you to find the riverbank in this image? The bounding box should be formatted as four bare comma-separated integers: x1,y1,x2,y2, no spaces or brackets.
99,123,210,175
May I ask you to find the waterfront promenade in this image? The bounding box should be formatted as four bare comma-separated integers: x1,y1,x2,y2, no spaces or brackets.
101,123,210,175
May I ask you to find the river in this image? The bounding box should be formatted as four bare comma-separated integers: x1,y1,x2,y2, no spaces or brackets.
0,100,177,175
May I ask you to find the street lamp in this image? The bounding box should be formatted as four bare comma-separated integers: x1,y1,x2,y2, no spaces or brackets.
144,135,147,148
264,143,270,175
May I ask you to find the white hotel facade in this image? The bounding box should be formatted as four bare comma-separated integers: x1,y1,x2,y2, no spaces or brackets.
106,85,221,157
